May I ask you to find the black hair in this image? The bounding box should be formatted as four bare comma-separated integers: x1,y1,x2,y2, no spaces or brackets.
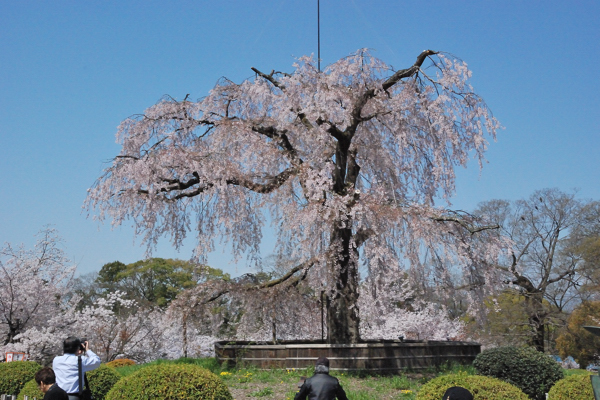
63,336,82,354
35,367,56,385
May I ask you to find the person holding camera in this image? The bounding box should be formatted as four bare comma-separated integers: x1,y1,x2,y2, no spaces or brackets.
53,337,100,400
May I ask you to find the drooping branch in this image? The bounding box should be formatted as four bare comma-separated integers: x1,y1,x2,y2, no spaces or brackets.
203,258,317,303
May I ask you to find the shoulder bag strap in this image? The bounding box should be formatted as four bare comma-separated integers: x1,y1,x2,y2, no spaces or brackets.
78,355,83,397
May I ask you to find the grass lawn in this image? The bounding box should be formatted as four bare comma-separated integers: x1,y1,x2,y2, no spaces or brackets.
114,358,479,399
114,358,585,399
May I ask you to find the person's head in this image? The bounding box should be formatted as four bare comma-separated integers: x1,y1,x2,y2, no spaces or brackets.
63,336,82,354
34,367,56,393
442,386,474,400
315,356,329,374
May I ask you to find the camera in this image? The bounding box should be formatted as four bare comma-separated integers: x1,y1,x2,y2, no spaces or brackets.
79,337,88,351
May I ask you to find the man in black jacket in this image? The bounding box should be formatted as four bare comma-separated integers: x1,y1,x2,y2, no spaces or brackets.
294,357,348,400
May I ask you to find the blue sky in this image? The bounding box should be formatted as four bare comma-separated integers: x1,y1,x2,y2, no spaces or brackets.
1,1,599,276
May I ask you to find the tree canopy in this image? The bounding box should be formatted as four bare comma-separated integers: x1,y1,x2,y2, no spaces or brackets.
86,49,501,343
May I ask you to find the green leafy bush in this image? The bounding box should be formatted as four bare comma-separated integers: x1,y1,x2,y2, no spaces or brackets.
105,359,136,368
87,365,122,400
417,373,529,400
17,379,43,400
104,364,233,400
473,346,563,400
547,374,594,400
0,361,41,395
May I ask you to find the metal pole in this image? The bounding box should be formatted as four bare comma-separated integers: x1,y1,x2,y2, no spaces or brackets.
317,0,321,72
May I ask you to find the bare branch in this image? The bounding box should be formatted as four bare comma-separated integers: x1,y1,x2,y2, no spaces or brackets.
433,215,499,235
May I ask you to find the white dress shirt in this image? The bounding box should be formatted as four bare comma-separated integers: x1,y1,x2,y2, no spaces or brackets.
52,351,101,394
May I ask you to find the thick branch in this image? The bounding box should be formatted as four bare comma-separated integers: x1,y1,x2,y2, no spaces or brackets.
225,166,299,194
382,50,437,91
204,258,316,303
258,259,315,289
251,126,303,165
251,68,285,90
546,268,577,286
347,50,437,134
355,228,374,248
137,166,299,199
345,148,360,188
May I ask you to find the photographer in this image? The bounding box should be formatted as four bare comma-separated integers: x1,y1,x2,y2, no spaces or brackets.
53,337,100,400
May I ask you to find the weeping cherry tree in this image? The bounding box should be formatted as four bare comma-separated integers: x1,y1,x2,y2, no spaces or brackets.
86,49,503,343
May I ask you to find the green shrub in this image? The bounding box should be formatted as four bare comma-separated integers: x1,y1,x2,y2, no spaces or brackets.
17,379,43,400
547,374,594,400
0,361,41,395
87,365,122,400
473,346,563,400
105,359,136,368
105,364,233,400
417,373,529,400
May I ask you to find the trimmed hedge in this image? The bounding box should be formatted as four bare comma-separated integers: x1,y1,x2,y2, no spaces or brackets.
105,364,232,400
417,373,529,400
16,379,43,400
473,346,563,400
87,365,122,400
0,361,41,396
105,359,136,368
547,374,594,400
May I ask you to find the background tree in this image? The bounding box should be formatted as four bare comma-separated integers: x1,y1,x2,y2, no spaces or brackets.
568,201,600,300
470,290,541,348
555,300,600,367
95,258,226,308
359,270,465,341
86,49,501,343
0,228,74,345
474,188,591,351
11,291,162,362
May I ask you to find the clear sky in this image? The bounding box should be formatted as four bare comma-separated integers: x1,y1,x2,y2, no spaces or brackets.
1,1,599,276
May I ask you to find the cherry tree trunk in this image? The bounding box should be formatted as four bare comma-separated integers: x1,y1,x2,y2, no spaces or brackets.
326,224,360,344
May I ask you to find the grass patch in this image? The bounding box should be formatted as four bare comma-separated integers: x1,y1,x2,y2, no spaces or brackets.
250,387,274,397
564,368,593,376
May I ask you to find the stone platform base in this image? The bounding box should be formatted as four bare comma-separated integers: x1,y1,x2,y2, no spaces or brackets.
215,340,480,373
